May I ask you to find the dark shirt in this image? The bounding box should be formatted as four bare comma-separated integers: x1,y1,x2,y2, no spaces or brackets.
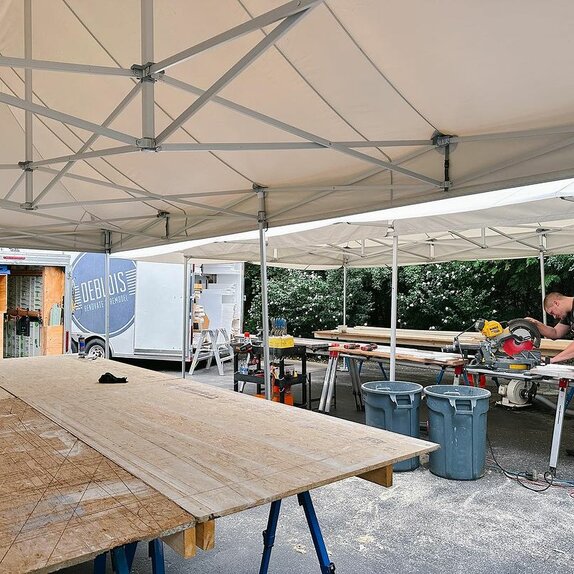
559,306,574,331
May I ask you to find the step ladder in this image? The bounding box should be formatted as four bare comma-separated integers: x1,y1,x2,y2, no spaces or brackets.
189,328,233,376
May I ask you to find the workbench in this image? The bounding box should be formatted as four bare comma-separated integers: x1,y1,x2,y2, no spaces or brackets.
233,343,310,408
318,344,467,413
0,356,436,574
314,326,573,357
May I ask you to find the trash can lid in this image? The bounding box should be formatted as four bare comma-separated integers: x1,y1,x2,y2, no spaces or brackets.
423,385,491,399
362,381,423,394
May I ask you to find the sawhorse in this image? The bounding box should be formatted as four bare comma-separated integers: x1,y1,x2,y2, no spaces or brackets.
442,364,471,386
320,351,368,413
259,490,335,574
189,328,233,375
549,378,574,475
94,539,165,574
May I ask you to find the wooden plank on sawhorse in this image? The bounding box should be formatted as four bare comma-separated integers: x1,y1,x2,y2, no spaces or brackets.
358,464,393,487
189,328,233,375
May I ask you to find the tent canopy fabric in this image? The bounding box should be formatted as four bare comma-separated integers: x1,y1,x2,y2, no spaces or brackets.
146,190,574,269
1,1,574,252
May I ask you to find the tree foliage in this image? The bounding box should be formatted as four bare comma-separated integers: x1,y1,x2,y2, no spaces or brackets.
243,255,574,337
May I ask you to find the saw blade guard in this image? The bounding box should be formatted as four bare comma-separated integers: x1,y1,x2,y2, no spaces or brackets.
500,319,541,357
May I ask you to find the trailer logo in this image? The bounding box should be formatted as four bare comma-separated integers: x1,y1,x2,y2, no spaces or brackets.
72,253,136,336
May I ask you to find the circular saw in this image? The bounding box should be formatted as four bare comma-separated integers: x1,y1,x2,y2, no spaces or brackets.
470,318,542,371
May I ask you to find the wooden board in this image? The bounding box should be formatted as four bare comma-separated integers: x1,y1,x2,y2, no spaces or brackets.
530,364,574,379
0,275,6,359
0,396,195,573
315,326,573,356
0,356,437,524
43,325,65,356
41,266,65,355
329,344,466,367
293,337,331,350
0,275,7,314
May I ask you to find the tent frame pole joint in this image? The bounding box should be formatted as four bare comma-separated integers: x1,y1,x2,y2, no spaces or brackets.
18,161,34,173
432,133,455,192
131,63,163,82
136,137,160,151
255,186,269,229
157,211,170,239
19,161,36,210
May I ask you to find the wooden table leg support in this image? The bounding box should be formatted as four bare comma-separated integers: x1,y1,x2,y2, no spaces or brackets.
358,464,393,487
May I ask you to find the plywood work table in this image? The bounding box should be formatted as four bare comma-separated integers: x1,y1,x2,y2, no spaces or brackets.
314,326,573,356
318,345,467,413
0,393,195,573
330,344,466,368
0,355,437,574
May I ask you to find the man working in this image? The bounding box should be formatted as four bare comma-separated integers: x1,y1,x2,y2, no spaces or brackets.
526,292,574,363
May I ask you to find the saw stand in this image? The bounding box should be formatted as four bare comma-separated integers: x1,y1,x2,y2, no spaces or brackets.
548,378,574,475
467,366,574,474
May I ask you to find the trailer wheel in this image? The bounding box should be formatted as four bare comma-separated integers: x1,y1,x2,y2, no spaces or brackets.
85,338,108,359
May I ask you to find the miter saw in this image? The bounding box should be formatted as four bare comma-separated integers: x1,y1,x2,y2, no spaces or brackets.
448,318,543,408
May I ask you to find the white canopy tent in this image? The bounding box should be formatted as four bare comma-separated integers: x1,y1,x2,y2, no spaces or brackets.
179,193,574,268
137,185,574,381
4,1,574,392
1,1,574,254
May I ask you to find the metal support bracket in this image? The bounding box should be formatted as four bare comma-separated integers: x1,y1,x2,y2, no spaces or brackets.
432,132,456,191
18,160,34,172
254,184,269,229
131,63,163,82
136,137,161,152
19,202,37,211
157,210,170,238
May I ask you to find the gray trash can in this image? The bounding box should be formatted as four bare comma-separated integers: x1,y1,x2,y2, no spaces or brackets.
424,385,491,480
362,381,423,472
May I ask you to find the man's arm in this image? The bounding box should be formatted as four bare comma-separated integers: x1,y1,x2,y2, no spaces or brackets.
550,341,574,363
525,317,570,340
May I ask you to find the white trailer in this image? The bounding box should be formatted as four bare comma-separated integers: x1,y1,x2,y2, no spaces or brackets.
70,253,243,360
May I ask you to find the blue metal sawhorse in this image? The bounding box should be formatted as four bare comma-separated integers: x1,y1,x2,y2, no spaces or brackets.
94,539,165,574
259,490,335,574
94,493,332,574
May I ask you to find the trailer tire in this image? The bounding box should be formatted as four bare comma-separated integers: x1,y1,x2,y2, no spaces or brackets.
85,339,108,359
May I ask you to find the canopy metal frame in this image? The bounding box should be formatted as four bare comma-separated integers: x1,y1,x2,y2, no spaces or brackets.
3,0,573,253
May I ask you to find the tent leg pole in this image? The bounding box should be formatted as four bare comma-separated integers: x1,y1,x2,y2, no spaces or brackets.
342,262,347,326
257,189,272,400
390,229,398,381
104,231,111,359
181,256,189,379
539,250,546,324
